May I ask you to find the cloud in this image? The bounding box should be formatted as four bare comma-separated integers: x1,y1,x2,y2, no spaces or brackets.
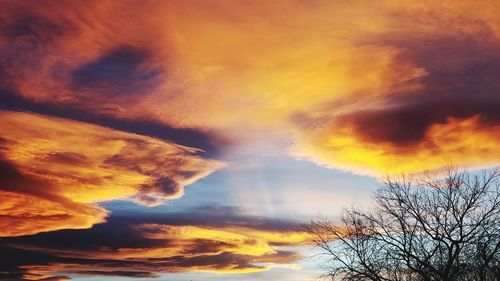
5,1,500,279
0,0,423,129
2,0,500,174
293,115,500,175
69,45,161,98
0,191,106,239
0,110,222,236
292,35,500,174
1,208,307,279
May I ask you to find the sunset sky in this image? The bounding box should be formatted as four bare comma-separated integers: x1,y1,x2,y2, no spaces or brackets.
1,0,500,280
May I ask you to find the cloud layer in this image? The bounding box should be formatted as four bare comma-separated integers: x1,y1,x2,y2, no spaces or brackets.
292,34,500,174
1,207,307,280
2,0,500,174
0,110,222,236
2,1,500,279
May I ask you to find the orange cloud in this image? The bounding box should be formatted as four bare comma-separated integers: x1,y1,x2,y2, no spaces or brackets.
3,212,307,279
13,224,307,264
0,110,222,236
2,1,500,174
0,0,422,130
135,224,307,259
293,115,500,175
4,1,500,279
0,191,106,237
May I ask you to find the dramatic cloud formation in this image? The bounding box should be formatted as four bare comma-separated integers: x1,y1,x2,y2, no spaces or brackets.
2,0,500,174
292,35,500,174
1,208,307,280
2,1,500,279
0,0,413,128
0,110,222,236
289,2,500,174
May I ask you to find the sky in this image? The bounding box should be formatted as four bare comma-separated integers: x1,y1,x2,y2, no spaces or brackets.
1,0,500,280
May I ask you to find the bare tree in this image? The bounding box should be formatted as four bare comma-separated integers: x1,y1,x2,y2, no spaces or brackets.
305,168,500,281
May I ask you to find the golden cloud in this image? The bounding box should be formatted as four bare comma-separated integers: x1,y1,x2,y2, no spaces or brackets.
0,191,107,237
4,2,500,279
2,0,500,173
0,110,222,236
6,221,307,278
0,1,420,129
292,115,500,175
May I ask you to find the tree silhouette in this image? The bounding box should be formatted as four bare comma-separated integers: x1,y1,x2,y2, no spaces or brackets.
305,168,500,281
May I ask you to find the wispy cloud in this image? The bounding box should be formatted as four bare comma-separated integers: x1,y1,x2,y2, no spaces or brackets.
1,1,500,279
2,1,500,174
1,207,307,279
0,110,222,236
